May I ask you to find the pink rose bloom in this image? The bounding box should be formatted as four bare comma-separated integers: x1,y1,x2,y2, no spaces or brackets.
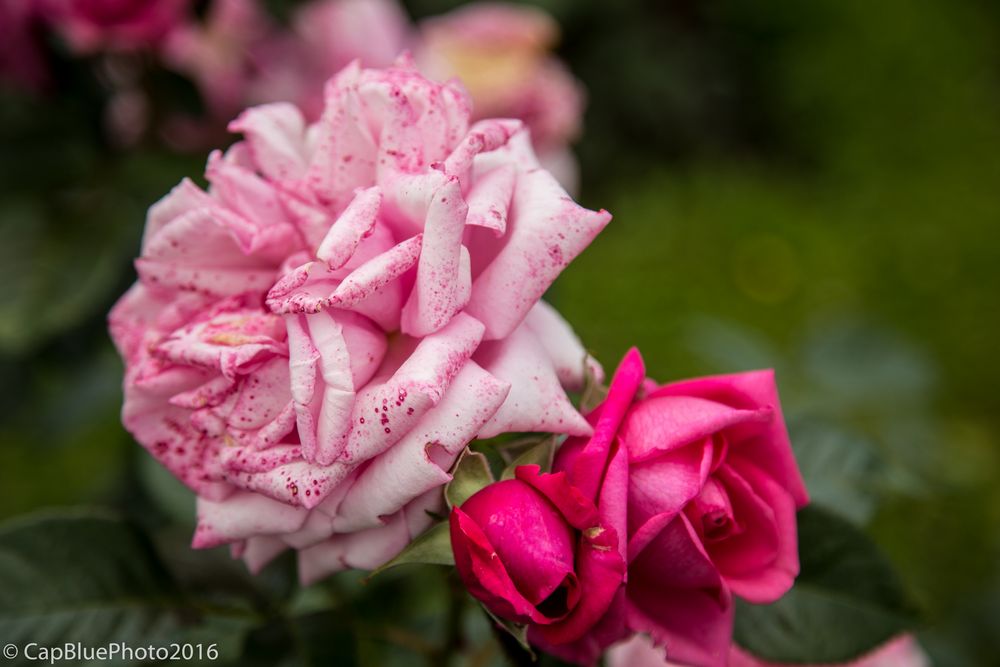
449,349,808,666
43,0,191,52
110,60,609,581
415,2,584,188
608,633,930,667
620,352,808,667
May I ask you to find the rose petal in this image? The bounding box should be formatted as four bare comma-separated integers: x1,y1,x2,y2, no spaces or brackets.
466,166,611,339
626,514,733,667
332,360,509,531
622,395,771,462
649,370,808,507
461,478,579,610
298,487,440,584
476,322,590,438
193,491,309,549
315,185,382,269
523,299,602,390
228,102,310,182
400,177,472,336
341,312,485,464
711,462,799,603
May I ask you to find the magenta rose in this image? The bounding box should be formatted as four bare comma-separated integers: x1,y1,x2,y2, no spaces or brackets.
110,60,609,582
620,352,808,666
450,349,808,666
43,0,190,52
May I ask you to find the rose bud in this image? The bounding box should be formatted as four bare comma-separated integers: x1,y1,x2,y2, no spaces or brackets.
450,474,581,625
451,349,647,663
450,465,625,629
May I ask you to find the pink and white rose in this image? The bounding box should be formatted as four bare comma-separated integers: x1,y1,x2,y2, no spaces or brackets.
110,60,609,582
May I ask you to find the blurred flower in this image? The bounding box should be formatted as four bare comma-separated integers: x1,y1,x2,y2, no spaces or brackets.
156,0,586,181
42,0,191,53
109,60,609,581
415,2,585,188
450,349,808,666
248,0,409,119
162,0,273,120
0,0,49,92
608,633,930,667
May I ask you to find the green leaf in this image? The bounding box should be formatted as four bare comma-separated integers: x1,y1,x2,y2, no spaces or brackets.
0,509,260,664
501,436,556,480
0,509,186,649
734,506,918,663
579,357,608,414
445,448,495,509
482,606,535,659
367,521,454,579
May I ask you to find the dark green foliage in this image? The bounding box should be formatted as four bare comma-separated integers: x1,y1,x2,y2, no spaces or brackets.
734,507,917,662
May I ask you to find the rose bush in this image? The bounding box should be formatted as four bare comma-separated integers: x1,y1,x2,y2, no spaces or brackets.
450,349,808,666
110,60,609,582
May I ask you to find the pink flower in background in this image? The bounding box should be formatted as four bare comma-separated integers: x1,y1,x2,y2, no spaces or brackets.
110,60,609,581
154,0,587,180
608,633,930,667
248,0,409,119
0,0,49,92
43,0,191,52
415,2,585,188
449,349,808,666
161,0,409,145
162,0,273,121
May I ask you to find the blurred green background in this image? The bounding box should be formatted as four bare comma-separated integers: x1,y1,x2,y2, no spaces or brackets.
1,0,998,664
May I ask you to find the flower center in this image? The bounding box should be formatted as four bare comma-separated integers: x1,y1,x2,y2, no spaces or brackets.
535,576,574,618
702,509,735,542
